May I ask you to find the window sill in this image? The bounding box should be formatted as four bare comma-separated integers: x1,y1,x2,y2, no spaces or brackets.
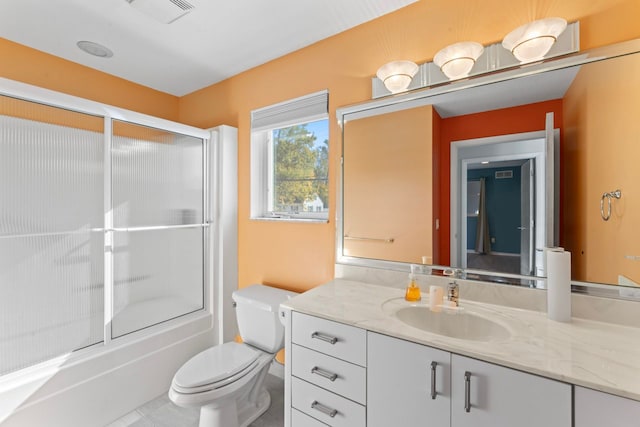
250,216,329,224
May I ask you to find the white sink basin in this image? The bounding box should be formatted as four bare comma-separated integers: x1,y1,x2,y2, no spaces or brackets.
394,306,511,342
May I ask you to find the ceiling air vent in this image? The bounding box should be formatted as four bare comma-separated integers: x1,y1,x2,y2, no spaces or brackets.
126,0,194,24
495,170,514,179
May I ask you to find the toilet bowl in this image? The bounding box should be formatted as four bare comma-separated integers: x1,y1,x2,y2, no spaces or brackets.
169,284,297,427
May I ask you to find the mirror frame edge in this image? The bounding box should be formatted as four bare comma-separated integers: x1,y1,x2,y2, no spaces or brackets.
336,37,640,301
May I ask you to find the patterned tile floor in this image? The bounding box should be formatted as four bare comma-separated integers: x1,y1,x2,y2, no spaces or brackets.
105,374,284,427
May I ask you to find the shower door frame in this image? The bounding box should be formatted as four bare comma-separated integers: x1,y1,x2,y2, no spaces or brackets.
0,76,214,375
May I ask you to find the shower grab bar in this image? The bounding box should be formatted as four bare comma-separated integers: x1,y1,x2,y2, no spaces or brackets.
601,189,622,221
0,223,210,239
344,235,394,243
109,223,209,232
0,228,104,239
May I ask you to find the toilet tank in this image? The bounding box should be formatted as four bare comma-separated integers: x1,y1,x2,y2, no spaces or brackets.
232,284,298,353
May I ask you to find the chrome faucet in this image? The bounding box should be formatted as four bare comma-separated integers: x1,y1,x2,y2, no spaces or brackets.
446,281,459,307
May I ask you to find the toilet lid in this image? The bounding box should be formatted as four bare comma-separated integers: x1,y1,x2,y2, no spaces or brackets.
174,342,260,389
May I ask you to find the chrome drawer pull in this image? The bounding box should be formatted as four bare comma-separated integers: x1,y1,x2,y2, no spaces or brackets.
311,366,338,382
464,371,472,413
311,400,338,418
430,361,437,400
311,331,338,344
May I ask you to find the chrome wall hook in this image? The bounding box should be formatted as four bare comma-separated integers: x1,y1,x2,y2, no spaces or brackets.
601,189,622,221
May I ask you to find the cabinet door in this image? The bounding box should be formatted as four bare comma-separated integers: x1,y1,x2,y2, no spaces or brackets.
367,332,450,427
575,386,640,427
451,354,571,427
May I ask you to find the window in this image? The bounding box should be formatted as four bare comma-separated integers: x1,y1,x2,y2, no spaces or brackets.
251,91,329,221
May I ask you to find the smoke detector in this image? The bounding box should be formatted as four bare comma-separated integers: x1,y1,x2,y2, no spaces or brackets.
125,0,195,24
77,41,113,58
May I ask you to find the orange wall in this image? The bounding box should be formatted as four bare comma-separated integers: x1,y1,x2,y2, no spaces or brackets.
0,38,179,120
437,100,564,265
563,53,640,285
2,1,639,294
178,0,640,293
343,105,433,264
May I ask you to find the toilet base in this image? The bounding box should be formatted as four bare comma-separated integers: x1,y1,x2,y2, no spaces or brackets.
198,388,271,427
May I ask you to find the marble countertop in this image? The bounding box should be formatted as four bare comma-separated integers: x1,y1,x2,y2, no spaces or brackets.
281,279,640,402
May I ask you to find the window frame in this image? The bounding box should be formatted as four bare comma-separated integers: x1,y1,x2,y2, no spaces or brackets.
250,90,329,223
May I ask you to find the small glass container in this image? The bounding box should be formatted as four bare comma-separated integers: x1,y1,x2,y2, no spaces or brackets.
405,265,422,302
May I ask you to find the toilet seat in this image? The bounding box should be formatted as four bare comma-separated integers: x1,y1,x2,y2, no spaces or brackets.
172,342,262,394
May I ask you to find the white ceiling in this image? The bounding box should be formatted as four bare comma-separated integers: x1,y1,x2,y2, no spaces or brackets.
0,0,417,96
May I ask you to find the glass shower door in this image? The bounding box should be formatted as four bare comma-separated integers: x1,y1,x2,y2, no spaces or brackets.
110,120,204,338
0,96,104,375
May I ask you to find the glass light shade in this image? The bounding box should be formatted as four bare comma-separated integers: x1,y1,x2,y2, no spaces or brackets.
433,41,484,80
502,17,567,63
376,60,419,93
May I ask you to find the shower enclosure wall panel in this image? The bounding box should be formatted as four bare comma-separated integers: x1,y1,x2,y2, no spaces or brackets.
0,78,236,427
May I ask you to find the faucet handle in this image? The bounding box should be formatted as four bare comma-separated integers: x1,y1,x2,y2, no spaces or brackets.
446,281,459,307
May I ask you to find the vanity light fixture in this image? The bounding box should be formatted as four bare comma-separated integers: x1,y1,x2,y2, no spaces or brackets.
502,17,567,64
433,41,484,80
376,60,419,94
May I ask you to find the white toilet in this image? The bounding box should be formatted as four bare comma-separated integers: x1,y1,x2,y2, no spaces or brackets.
169,284,297,427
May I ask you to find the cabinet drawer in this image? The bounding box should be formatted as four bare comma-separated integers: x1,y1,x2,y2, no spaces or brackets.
292,377,365,427
292,344,366,404
292,408,329,427
292,312,366,366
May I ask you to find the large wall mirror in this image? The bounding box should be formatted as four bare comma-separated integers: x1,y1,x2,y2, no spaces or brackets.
337,38,640,293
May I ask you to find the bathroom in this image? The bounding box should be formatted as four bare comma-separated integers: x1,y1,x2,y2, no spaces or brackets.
1,0,640,426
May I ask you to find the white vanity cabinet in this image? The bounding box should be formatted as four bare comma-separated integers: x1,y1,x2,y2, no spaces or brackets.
289,312,367,427
366,332,571,427
286,312,590,427
451,354,571,427
574,386,640,427
367,331,451,427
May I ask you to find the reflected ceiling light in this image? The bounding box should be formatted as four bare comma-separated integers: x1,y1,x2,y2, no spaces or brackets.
502,17,567,64
433,41,484,80
376,60,419,94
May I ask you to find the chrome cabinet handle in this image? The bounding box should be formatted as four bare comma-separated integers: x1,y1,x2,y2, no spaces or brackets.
430,361,437,400
311,400,338,418
311,331,338,344
311,366,338,382
464,371,472,413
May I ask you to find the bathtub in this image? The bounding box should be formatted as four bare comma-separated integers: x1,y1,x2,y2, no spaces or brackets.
0,308,215,427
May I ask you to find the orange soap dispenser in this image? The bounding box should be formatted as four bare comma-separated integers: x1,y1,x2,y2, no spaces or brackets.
405,264,422,302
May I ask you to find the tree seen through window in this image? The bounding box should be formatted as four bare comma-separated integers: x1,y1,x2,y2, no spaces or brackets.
272,119,328,214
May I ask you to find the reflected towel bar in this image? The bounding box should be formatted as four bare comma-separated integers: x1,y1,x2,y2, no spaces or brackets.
344,235,394,243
